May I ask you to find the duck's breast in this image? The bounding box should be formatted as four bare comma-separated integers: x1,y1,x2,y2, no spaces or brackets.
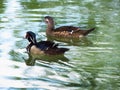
30,45,44,55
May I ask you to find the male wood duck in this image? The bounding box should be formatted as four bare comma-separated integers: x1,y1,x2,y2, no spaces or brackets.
44,16,95,38
25,31,69,55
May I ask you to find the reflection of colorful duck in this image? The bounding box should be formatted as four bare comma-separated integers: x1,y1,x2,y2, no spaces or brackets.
44,16,95,38
24,53,69,66
25,31,69,55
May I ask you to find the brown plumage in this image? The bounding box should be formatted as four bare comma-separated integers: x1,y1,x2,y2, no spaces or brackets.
25,31,69,55
44,16,95,38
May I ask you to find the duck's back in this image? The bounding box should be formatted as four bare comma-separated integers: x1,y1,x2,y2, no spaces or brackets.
50,26,95,38
36,41,58,50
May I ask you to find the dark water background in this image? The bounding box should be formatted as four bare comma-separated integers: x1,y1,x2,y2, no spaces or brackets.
0,0,120,89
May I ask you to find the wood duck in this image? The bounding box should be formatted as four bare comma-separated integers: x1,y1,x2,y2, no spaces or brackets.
44,16,95,38
25,31,69,55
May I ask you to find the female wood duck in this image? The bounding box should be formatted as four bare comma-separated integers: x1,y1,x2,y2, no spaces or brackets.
44,16,95,38
25,31,69,55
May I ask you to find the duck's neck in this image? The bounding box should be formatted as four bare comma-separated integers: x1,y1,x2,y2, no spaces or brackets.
29,37,37,45
46,20,55,34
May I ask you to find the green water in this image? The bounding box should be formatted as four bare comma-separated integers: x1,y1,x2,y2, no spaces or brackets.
0,0,120,90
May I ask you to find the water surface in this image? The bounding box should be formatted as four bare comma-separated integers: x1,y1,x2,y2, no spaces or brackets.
0,0,120,90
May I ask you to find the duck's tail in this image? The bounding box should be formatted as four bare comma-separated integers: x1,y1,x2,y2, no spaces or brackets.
59,48,69,53
83,27,95,36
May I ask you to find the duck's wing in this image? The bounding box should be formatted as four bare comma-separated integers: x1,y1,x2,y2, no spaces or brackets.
37,41,59,51
44,47,69,55
36,41,69,55
55,26,95,35
55,26,79,33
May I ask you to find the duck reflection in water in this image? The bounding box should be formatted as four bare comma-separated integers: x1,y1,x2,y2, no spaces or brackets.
47,35,93,46
24,53,69,66
24,31,69,66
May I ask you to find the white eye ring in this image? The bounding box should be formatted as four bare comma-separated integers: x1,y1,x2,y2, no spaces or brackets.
45,18,50,23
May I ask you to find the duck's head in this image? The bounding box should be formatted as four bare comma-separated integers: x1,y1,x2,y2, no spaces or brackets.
44,16,55,30
44,16,54,24
25,31,37,44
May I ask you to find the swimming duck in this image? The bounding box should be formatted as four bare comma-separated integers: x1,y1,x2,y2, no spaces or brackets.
25,31,69,55
44,16,95,38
